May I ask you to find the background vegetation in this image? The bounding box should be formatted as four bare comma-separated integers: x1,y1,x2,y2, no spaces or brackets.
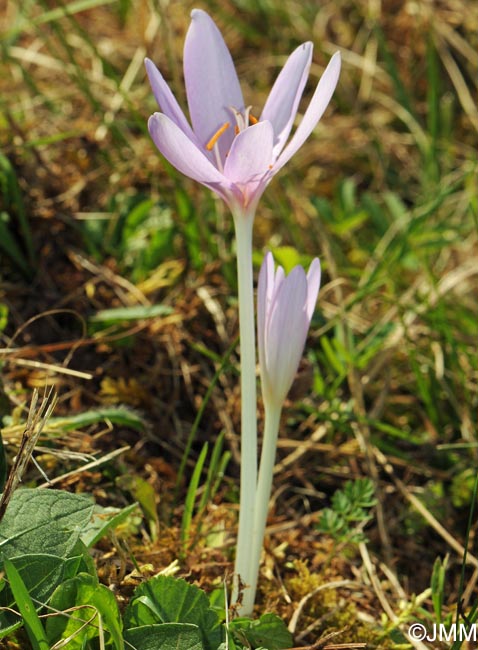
0,0,477,647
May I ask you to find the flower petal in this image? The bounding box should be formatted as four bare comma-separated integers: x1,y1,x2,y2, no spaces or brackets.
260,42,313,159
257,251,275,386
148,112,229,188
145,58,199,145
274,51,341,172
184,9,244,161
305,258,321,320
266,267,309,404
223,121,274,184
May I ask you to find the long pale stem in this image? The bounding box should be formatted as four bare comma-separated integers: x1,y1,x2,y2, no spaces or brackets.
232,210,258,607
242,400,282,615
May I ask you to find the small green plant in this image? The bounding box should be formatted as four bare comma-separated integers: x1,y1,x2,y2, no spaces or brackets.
0,487,293,650
317,477,377,545
430,555,448,624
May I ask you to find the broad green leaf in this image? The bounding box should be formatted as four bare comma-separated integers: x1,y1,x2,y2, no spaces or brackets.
3,557,49,650
0,488,94,559
0,554,68,636
124,623,204,650
46,573,123,650
230,613,293,650
124,575,222,650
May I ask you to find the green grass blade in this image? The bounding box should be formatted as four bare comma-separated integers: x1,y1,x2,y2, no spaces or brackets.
175,337,237,498
3,558,49,650
49,406,146,432
6,0,117,37
180,442,208,552
0,153,35,275
425,33,440,183
197,431,226,513
90,304,172,323
0,219,32,277
374,24,415,117
426,33,440,145
455,470,478,628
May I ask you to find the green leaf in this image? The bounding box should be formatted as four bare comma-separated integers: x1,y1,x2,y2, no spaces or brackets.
270,246,302,274
181,442,208,550
230,613,293,650
90,304,172,323
343,478,376,508
431,556,447,624
0,554,68,636
3,557,49,650
80,502,140,548
0,217,32,277
124,575,222,650
0,488,94,559
115,476,158,540
0,153,35,275
50,406,146,432
317,479,376,544
317,509,346,537
124,623,204,650
46,573,123,650
0,303,8,332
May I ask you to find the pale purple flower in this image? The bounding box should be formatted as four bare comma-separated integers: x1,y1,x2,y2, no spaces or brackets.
258,252,321,407
145,9,341,215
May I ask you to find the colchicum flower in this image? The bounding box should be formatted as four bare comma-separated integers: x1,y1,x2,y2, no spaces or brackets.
257,252,321,409
242,251,322,614
145,9,339,614
145,9,341,216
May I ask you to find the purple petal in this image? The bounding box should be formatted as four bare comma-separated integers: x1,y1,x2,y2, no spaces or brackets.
184,9,244,162
260,42,313,159
305,258,321,320
257,252,275,382
148,113,228,187
274,52,341,172
223,121,274,184
145,58,199,145
266,267,309,403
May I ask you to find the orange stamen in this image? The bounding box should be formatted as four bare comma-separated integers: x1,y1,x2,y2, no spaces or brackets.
206,122,230,150
234,125,240,135
249,114,258,124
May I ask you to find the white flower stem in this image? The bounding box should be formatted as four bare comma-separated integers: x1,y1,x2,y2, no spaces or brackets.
242,400,282,615
232,210,258,608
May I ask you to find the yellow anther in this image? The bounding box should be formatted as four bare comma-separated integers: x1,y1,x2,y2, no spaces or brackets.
249,114,258,125
206,122,230,151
